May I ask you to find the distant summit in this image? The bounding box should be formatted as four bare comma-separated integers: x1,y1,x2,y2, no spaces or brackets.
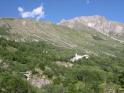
59,15,124,42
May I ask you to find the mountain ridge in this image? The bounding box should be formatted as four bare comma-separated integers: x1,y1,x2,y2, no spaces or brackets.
59,15,124,42
0,17,123,58
0,17,124,93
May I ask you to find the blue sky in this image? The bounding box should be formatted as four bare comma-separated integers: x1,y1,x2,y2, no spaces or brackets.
0,0,124,23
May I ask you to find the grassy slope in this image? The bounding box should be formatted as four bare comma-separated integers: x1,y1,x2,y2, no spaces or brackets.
0,18,124,93
0,37,124,93
0,19,123,57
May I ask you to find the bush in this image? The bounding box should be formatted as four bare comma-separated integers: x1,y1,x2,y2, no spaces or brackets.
0,73,36,93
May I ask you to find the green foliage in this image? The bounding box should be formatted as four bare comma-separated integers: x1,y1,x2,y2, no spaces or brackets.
92,35,104,40
0,18,15,21
0,37,124,93
0,26,9,35
118,71,124,88
0,72,36,93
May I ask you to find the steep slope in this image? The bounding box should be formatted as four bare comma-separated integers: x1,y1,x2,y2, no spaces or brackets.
0,37,124,93
0,18,124,93
59,15,124,42
0,18,123,58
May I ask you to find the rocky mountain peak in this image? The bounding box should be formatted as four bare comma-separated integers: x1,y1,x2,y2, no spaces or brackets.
59,15,124,42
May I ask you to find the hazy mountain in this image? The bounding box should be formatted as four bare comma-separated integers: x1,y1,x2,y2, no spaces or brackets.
59,15,124,42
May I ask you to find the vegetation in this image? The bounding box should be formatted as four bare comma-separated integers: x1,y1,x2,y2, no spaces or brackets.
0,37,123,93
0,26,9,35
0,72,36,93
0,19,123,93
0,18,15,21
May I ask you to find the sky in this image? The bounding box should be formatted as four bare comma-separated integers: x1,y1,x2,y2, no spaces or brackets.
0,0,124,23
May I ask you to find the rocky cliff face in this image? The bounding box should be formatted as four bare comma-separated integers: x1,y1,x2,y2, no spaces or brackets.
59,15,124,42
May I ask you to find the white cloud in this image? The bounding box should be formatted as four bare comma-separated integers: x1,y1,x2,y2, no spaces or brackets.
18,7,24,12
18,5,45,21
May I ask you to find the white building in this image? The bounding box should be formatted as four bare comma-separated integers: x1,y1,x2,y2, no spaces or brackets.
70,53,89,62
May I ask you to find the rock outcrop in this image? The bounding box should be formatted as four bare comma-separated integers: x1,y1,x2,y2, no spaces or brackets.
59,15,124,42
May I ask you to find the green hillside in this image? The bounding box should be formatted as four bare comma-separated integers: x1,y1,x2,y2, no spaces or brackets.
0,18,123,57
0,18,124,93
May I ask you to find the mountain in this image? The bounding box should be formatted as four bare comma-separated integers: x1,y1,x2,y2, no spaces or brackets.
0,18,124,93
0,18,123,58
59,15,124,42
